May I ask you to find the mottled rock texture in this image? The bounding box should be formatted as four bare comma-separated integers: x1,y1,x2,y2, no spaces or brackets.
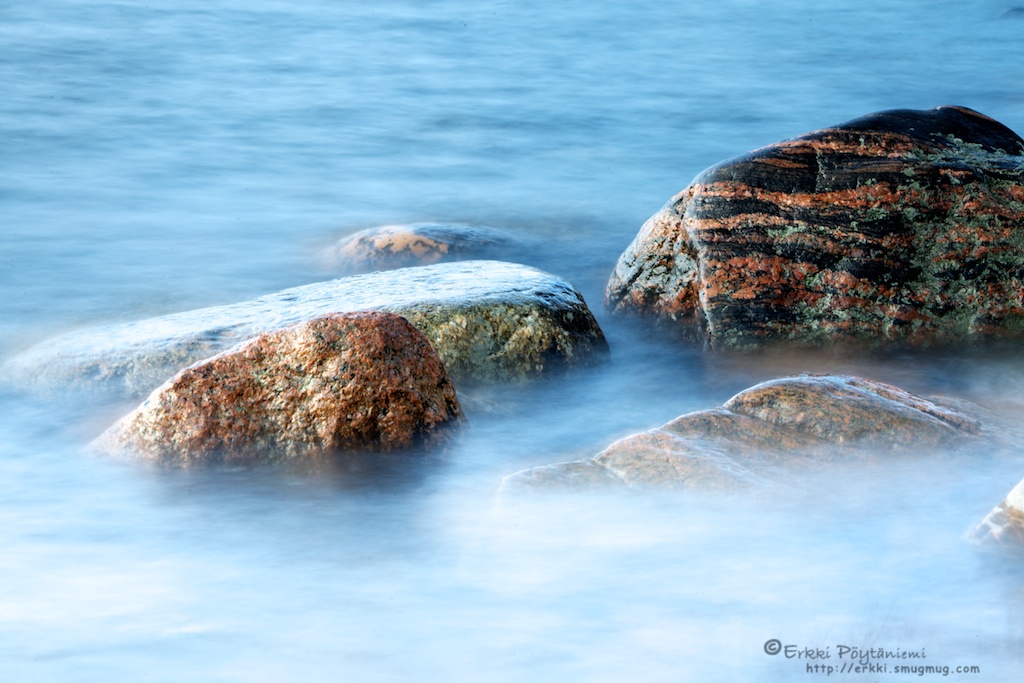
970,477,1024,546
498,375,982,493
607,106,1024,349
327,223,522,273
92,312,464,464
3,261,608,398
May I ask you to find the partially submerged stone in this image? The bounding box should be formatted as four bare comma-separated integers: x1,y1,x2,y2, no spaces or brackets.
326,222,524,273
660,407,823,458
723,375,980,448
592,428,769,491
498,375,982,493
970,478,1024,546
92,312,464,465
607,106,1024,349
3,261,608,398
495,459,625,494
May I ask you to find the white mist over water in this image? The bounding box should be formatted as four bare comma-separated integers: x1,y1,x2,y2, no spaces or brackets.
4,0,1024,680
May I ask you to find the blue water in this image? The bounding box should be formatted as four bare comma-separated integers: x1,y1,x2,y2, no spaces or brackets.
4,1,1024,680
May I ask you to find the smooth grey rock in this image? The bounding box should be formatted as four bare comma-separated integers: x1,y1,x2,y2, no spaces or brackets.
3,261,608,399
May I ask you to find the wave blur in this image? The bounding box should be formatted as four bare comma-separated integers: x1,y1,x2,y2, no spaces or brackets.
3,0,1024,680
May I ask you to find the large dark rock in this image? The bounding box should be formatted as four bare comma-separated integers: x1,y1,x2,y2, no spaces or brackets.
92,312,464,464
498,375,983,493
607,106,1024,349
3,261,608,398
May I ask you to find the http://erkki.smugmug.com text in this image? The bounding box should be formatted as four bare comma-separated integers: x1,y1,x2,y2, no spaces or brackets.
763,640,981,676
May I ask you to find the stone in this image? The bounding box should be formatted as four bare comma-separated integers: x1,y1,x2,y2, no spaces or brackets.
606,106,1024,349
2,261,608,398
91,311,464,464
722,375,981,448
498,375,982,493
970,478,1024,546
326,222,525,273
494,459,626,494
591,428,770,491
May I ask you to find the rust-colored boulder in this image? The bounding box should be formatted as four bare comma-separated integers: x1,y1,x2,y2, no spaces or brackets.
498,375,982,493
607,106,1024,349
92,311,464,465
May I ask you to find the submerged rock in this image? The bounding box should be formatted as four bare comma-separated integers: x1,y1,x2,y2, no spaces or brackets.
607,106,1024,349
92,312,464,464
326,222,524,273
498,375,982,493
970,478,1024,546
3,261,608,398
722,375,980,448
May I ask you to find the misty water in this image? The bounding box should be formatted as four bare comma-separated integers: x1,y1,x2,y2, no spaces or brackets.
4,1,1024,680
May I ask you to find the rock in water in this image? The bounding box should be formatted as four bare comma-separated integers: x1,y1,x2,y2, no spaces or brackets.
326,222,523,273
607,106,1024,349
970,478,1024,547
3,261,608,398
92,312,464,464
498,375,982,493
722,375,981,448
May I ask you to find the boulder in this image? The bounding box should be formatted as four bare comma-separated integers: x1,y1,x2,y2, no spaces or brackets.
326,222,524,273
498,375,982,493
3,261,608,398
92,311,464,464
607,106,1024,349
970,478,1024,546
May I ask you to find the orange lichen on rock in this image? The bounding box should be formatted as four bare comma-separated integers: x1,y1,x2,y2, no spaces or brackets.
93,311,464,464
606,105,1024,348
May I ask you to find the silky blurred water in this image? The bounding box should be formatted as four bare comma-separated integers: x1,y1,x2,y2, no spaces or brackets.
4,1,1024,681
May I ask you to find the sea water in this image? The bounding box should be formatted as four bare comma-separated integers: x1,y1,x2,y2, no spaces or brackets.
3,1,1024,680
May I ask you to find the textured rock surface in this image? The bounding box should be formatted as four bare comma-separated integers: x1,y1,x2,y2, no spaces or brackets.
92,312,464,464
607,106,1024,349
3,261,608,398
970,477,1024,546
326,222,523,273
498,375,982,493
